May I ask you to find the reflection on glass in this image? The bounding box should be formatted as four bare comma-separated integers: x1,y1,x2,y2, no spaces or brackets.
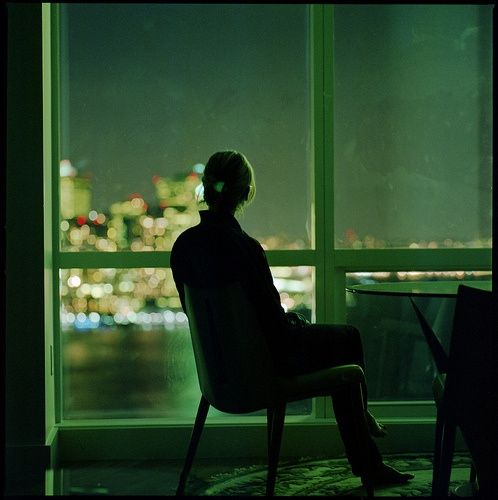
334,4,493,248
59,4,311,251
345,270,492,401
61,267,314,419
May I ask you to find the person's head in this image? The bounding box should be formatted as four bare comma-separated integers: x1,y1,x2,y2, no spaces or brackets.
201,150,256,214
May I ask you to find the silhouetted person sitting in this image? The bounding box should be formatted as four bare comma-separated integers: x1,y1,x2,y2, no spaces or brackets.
171,150,414,486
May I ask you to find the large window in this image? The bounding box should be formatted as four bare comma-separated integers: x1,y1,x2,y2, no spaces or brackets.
50,4,492,424
57,3,313,420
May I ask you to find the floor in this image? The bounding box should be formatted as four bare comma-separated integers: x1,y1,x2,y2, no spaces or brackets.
5,455,475,497
5,457,265,496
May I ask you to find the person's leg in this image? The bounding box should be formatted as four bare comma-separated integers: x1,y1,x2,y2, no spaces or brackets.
280,323,413,484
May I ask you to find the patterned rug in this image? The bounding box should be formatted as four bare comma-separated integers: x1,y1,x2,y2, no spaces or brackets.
192,453,473,496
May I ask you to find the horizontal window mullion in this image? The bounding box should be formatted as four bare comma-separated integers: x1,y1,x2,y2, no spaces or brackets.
58,250,318,269
334,248,492,271
58,251,171,269
266,250,316,266
58,248,492,271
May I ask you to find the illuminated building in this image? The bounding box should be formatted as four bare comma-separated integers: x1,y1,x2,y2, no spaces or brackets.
60,159,92,219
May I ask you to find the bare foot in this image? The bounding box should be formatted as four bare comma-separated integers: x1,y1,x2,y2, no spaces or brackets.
362,463,415,486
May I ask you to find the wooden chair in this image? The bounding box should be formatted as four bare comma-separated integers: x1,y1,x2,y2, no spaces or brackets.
412,284,496,497
175,282,374,496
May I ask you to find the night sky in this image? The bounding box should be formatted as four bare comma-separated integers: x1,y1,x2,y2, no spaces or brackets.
62,4,492,245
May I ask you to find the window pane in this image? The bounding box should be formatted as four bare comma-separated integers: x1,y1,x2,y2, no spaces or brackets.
61,267,314,419
345,270,492,401
334,5,493,249
60,268,196,418
59,4,312,251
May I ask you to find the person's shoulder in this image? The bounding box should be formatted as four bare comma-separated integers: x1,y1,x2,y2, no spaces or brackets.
171,224,200,253
241,231,266,253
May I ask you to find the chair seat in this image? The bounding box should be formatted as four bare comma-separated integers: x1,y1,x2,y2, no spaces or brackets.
176,283,375,497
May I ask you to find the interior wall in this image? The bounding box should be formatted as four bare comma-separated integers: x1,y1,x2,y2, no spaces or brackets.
5,2,50,477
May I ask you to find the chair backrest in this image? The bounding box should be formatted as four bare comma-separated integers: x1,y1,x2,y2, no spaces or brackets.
445,284,496,418
184,282,282,414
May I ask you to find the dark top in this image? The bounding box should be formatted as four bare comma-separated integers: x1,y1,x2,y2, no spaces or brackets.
170,210,290,356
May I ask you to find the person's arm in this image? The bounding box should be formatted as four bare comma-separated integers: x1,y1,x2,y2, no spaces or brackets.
247,241,310,328
238,236,291,332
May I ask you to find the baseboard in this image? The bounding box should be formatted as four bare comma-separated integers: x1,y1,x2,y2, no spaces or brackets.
56,419,467,462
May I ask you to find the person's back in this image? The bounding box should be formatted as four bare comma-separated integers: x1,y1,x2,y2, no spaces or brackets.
171,151,288,358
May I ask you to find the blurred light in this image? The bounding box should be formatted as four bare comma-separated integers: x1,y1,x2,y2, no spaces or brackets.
118,280,133,293
142,216,154,229
60,159,76,177
156,218,168,228
175,312,188,323
102,315,114,326
193,163,205,174
67,275,81,288
164,310,175,323
76,312,86,323
76,215,87,226
130,197,144,209
88,210,98,221
91,285,104,299
89,312,100,323
114,312,124,324
103,283,113,294
96,238,109,250
151,312,163,324
92,271,103,282
60,220,70,231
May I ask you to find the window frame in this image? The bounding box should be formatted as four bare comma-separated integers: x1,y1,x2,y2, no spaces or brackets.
45,3,492,428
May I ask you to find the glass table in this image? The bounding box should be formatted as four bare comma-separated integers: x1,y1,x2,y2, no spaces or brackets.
346,280,492,372
346,279,492,497
347,280,491,298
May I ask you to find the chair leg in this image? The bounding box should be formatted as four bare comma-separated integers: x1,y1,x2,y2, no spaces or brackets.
176,395,210,496
432,420,456,497
469,462,478,496
267,407,274,462
266,404,285,497
432,411,445,492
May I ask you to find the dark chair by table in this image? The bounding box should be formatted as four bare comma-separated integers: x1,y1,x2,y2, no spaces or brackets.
175,282,374,497
414,284,496,497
